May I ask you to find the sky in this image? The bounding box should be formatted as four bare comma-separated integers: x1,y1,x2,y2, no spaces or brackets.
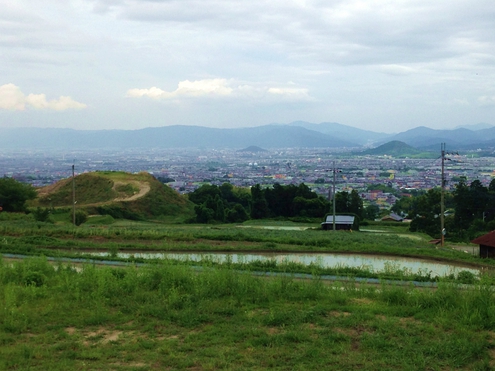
1,0,495,133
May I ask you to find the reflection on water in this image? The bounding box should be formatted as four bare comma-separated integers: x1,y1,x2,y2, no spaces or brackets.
90,251,480,278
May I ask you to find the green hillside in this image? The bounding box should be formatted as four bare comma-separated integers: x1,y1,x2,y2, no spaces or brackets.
35,171,194,219
358,140,435,158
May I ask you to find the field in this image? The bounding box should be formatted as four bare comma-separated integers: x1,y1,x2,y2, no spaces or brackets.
2,215,495,369
2,257,495,370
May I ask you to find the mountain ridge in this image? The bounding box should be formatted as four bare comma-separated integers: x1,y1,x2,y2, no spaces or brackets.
1,122,495,150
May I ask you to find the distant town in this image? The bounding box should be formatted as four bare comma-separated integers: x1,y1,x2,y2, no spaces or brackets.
2,147,495,211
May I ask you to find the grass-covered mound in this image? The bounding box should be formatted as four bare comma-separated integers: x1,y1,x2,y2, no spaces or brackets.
37,173,116,206
34,171,194,220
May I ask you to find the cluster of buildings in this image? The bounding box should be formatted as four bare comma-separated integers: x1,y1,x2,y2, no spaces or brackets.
2,147,495,211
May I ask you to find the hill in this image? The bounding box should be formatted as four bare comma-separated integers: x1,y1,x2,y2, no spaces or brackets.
35,171,194,219
237,146,268,153
356,140,425,157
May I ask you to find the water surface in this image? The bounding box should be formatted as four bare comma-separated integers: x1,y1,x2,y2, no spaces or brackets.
90,251,480,278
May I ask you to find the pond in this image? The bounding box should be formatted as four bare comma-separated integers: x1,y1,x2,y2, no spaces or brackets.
89,251,481,278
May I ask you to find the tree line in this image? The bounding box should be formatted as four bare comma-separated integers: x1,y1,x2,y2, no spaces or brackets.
188,182,364,224
392,178,495,241
0,176,370,225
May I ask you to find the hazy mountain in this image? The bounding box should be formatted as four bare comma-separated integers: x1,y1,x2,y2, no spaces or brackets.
237,146,268,153
455,122,494,131
356,141,422,156
3,122,495,151
0,125,360,150
386,126,485,149
286,121,392,145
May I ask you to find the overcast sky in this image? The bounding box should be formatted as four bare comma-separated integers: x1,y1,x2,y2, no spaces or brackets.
1,0,494,133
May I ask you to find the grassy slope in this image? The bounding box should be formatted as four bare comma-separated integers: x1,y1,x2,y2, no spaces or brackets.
33,171,194,219
1,257,494,370
1,217,494,368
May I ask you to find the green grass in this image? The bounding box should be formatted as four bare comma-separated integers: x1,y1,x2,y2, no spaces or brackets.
0,219,489,269
0,256,495,370
37,173,117,206
31,171,195,220
0,217,492,286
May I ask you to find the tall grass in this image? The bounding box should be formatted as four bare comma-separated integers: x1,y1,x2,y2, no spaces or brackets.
0,257,494,369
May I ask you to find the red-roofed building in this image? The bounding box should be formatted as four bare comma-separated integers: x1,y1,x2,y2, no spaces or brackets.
471,231,495,258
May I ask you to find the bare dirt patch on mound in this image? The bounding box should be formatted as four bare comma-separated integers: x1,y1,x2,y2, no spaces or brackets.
113,181,150,202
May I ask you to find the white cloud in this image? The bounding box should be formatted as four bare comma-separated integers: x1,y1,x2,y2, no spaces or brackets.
0,83,25,110
478,96,495,107
0,83,87,111
267,87,310,99
127,79,232,99
126,86,169,99
127,79,310,101
176,79,233,97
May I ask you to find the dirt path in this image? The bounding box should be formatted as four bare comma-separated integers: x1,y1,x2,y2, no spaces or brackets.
113,181,150,202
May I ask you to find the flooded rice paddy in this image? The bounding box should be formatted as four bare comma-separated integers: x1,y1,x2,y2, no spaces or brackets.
89,251,481,278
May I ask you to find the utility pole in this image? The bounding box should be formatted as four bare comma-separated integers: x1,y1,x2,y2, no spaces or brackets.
72,162,76,226
440,143,445,247
440,144,458,247
333,161,336,231
331,161,343,231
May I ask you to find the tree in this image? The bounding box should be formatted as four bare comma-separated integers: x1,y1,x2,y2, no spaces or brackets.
214,195,226,222
219,183,236,203
194,204,214,223
0,177,37,212
453,179,477,230
250,184,268,219
485,179,495,222
188,184,221,205
189,183,252,224
263,183,323,218
391,196,414,217
293,196,329,218
469,180,488,220
331,190,364,220
73,210,88,226
334,191,349,214
226,204,249,223
349,190,364,220
265,183,297,217
409,188,442,237
363,204,380,220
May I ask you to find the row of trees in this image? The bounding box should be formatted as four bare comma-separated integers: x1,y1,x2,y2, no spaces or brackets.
392,178,495,240
189,182,365,224
1,175,373,227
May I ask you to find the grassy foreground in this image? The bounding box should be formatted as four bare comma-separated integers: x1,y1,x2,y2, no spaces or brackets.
2,257,495,370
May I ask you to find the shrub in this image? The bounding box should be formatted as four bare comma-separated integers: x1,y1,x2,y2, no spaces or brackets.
32,207,52,223
69,210,88,226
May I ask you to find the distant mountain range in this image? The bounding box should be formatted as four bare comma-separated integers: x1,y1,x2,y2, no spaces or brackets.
0,121,493,151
